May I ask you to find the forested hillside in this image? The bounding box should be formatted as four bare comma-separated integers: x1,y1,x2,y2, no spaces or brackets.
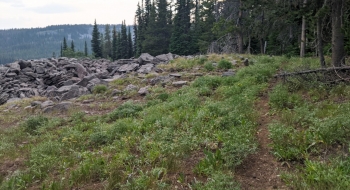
0,24,122,64
131,0,349,66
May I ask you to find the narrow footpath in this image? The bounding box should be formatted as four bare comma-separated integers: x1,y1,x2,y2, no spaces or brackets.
235,79,289,190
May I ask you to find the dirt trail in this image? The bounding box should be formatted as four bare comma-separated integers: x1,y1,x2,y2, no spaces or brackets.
235,79,289,190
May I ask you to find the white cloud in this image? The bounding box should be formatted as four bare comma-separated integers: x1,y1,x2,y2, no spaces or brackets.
0,0,140,29
29,3,78,14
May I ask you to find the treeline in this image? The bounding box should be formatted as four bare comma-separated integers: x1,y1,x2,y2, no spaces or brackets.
0,24,122,64
89,21,133,60
128,0,349,66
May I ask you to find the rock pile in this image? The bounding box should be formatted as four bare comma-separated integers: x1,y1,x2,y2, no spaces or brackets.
0,53,175,105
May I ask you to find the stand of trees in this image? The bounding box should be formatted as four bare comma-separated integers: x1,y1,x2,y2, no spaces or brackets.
90,20,134,61
130,0,349,67
0,24,124,64
59,37,87,58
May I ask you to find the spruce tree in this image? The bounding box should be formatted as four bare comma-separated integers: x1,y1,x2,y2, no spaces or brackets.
116,31,122,60
133,17,138,57
142,0,171,55
84,41,88,56
112,26,118,61
60,43,63,57
71,40,75,52
135,2,144,56
197,0,216,53
63,37,68,50
100,33,105,58
104,24,112,58
170,0,194,55
127,27,133,58
120,21,128,58
91,20,102,58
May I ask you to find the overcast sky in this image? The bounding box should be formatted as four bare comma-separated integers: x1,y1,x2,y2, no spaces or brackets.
0,0,140,29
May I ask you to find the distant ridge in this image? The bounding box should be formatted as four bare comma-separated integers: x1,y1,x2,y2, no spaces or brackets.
0,24,124,64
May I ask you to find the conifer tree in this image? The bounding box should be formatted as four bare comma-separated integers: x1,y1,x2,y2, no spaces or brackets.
71,40,75,52
142,0,171,55
120,21,128,58
91,19,102,58
63,37,68,50
197,0,216,53
60,43,63,57
127,27,133,58
84,41,88,56
100,33,105,58
135,2,144,56
104,24,112,58
170,0,194,55
116,31,122,60
112,26,118,61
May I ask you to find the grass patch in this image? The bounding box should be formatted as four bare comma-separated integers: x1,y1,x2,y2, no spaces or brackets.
268,56,350,188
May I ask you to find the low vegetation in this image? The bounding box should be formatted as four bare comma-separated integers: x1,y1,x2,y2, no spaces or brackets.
0,54,349,189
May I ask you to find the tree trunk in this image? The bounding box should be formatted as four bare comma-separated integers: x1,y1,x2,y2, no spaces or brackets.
331,0,345,67
247,34,251,54
317,16,326,67
237,31,244,54
237,0,244,54
300,0,307,57
260,38,264,54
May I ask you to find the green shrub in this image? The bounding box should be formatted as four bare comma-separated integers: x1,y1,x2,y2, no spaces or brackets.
89,131,108,146
269,84,303,110
157,93,169,101
21,115,48,134
92,84,108,94
217,59,232,70
192,76,222,90
269,123,309,160
204,62,214,71
197,57,208,65
108,101,143,121
283,157,350,189
70,156,107,185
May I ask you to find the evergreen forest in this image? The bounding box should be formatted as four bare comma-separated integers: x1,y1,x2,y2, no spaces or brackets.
0,24,122,64
128,0,349,66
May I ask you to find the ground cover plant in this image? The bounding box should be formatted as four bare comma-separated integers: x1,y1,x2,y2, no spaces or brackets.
269,57,350,189
1,54,349,189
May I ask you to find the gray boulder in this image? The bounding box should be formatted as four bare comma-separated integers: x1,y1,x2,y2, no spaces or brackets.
0,93,9,105
64,63,88,79
43,101,73,113
137,53,161,65
40,100,55,109
118,63,139,73
18,60,32,70
138,86,149,95
137,64,154,74
156,53,174,62
125,84,138,91
76,75,97,87
172,81,188,87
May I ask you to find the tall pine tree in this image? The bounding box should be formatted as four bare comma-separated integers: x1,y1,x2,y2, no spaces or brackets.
104,24,112,58
127,27,133,58
112,25,118,61
84,41,88,56
63,37,68,51
170,0,195,55
135,2,144,56
120,21,128,58
91,20,102,58
71,40,75,52
142,0,171,55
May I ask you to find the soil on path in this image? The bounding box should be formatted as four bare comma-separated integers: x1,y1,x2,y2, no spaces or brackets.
235,79,290,190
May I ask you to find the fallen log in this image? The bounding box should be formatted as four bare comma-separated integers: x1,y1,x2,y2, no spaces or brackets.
274,66,350,78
